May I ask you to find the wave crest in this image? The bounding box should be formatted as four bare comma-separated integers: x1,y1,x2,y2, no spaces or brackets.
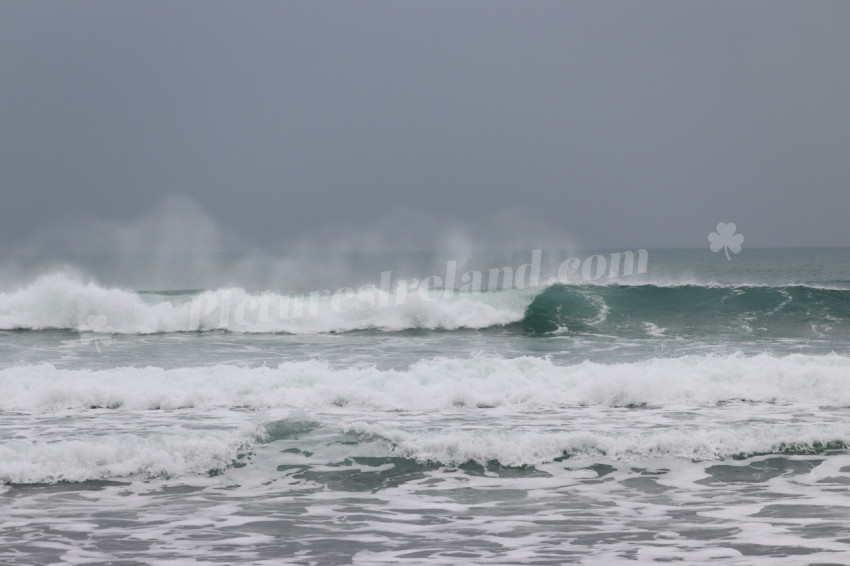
3,353,850,412
0,274,527,334
3,273,850,337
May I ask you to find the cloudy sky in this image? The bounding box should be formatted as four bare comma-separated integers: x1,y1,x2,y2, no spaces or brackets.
2,1,849,252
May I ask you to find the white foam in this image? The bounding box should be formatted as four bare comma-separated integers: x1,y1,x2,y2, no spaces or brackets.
3,353,850,413
4,353,850,482
0,425,258,484
343,421,850,466
0,273,528,334
643,322,667,336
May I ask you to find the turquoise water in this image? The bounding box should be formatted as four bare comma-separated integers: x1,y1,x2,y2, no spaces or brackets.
1,248,850,564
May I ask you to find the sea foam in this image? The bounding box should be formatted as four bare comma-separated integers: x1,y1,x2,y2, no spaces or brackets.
0,273,528,334
3,353,850,413
3,354,850,483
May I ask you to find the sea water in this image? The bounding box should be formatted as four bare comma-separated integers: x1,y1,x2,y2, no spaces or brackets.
1,248,850,564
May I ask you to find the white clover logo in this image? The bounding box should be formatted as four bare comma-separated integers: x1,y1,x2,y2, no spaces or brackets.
708,222,744,260
79,314,114,353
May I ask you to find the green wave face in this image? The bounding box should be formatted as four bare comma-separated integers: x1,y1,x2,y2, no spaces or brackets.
521,284,850,338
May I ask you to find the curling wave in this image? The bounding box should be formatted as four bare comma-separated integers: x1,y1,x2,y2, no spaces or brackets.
1,273,849,337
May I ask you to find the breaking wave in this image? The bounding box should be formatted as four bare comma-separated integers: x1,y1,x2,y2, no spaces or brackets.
3,353,850,483
1,273,849,337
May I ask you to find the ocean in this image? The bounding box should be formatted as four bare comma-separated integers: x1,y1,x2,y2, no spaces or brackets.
1,247,850,565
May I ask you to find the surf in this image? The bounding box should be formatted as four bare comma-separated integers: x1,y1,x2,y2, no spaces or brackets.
2,273,849,337
4,353,850,412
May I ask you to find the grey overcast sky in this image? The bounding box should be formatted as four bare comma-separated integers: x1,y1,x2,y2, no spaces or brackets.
2,1,849,252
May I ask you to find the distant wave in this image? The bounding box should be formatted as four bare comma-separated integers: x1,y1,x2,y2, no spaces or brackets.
1,273,849,336
521,282,850,336
0,273,528,334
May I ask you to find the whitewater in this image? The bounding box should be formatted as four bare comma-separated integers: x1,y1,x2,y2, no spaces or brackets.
2,248,850,565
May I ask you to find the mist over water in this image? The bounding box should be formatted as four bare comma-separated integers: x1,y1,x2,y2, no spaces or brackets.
1,196,585,292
